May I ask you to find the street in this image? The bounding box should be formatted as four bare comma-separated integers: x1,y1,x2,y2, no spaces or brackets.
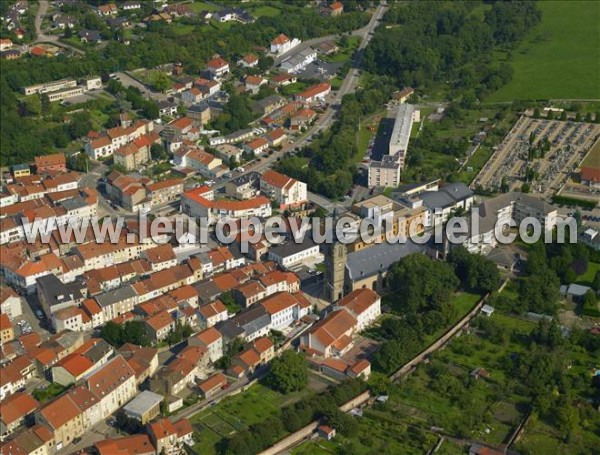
33,0,85,54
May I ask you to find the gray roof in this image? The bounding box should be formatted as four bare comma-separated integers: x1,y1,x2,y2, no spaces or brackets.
439,182,473,202
95,284,137,308
36,274,82,307
193,280,222,305
228,171,260,188
269,237,317,259
420,190,456,210
123,390,164,417
216,305,269,341
60,196,88,212
346,239,431,281
83,339,113,363
562,283,591,297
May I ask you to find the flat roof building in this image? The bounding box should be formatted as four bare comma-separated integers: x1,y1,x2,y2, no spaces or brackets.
123,390,164,424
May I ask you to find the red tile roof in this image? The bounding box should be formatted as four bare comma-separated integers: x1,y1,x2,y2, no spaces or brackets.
198,372,227,394
271,33,289,45
0,392,39,425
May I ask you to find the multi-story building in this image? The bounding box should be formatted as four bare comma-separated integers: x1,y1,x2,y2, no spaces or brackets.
260,169,307,209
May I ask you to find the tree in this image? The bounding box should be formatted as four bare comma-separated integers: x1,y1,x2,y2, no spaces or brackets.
152,71,171,92
151,143,168,160
99,321,122,347
220,291,240,314
265,350,308,394
521,182,531,193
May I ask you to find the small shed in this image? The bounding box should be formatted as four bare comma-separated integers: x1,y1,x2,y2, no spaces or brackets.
318,425,336,441
480,304,495,317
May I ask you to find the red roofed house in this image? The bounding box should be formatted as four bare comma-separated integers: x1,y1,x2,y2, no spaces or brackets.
0,392,39,440
34,153,66,173
336,288,381,330
145,310,176,343
581,166,600,188
290,108,317,131
198,372,228,399
324,2,344,16
148,417,193,454
295,82,331,104
243,137,269,156
260,169,307,209
94,434,156,455
270,33,300,55
0,313,14,345
188,327,223,363
245,75,267,94
238,53,258,68
207,56,230,78
198,300,228,328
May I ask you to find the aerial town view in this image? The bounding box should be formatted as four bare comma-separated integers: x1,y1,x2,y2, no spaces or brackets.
0,1,599,454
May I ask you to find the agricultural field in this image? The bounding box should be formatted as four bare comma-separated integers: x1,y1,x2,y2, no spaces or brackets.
488,1,600,101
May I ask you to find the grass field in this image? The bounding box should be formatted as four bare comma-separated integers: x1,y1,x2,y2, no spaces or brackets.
250,5,281,18
188,1,221,12
581,139,600,168
575,261,600,287
172,24,195,36
488,1,600,101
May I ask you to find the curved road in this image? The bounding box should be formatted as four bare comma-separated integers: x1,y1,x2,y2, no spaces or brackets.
33,0,85,54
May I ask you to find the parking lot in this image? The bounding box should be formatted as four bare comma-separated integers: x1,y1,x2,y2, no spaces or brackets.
474,115,600,197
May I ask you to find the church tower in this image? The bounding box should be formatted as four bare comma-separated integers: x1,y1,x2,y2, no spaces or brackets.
323,208,347,304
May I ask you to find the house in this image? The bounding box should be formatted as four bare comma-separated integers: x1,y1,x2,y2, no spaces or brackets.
79,29,102,43
259,293,304,331
11,163,30,178
295,82,331,104
158,100,179,117
225,172,261,200
215,144,243,164
243,137,269,156
36,274,83,319
0,314,14,345
206,57,230,78
85,355,137,419
317,40,339,55
336,288,381,331
0,38,13,51
216,305,271,343
123,1,141,10
182,87,204,104
34,391,87,450
181,188,272,225
300,308,357,358
318,424,336,440
238,54,258,68
0,287,22,320
0,392,39,441
123,390,164,424
145,310,176,343
198,300,229,328
245,75,267,94
97,3,118,16
265,128,287,147
560,283,592,302
260,169,307,209
51,338,113,386
255,95,286,116
290,108,317,130
323,1,343,16
34,153,66,173
269,73,297,87
118,343,159,385
148,417,194,454
188,327,223,363
198,372,228,399
270,33,301,55
142,244,177,272
94,434,155,455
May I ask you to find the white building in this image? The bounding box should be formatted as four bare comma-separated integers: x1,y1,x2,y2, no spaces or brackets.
268,238,320,268
270,34,301,55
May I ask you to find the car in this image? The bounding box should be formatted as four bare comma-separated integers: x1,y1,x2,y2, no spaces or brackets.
35,310,44,319
72,437,82,445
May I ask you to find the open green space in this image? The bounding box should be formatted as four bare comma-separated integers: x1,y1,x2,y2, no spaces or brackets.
190,383,314,454
581,139,600,168
488,1,600,101
172,24,195,36
250,5,281,18
188,1,221,13
575,261,600,287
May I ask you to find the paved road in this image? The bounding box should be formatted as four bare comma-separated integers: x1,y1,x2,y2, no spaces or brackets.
212,2,388,211
32,0,85,54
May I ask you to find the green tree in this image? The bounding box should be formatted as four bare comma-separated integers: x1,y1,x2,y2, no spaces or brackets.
152,71,171,93
151,143,168,160
265,350,308,394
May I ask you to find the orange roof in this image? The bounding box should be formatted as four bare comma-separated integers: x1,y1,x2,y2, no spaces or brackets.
39,393,81,430
207,57,228,69
148,418,177,440
199,300,227,318
169,117,193,131
146,178,183,192
213,273,240,292
143,244,176,264
237,347,260,368
297,82,331,100
271,33,289,45
323,357,349,373
17,254,64,277
292,108,317,120
30,46,45,56
194,327,221,346
246,75,265,85
34,153,66,168
53,306,85,321
260,292,298,315
146,310,174,331
95,434,155,455
56,353,94,377
198,372,227,393
337,288,379,317
0,392,39,425
252,336,273,354
261,169,296,190
169,285,198,302
82,298,103,316
242,54,258,64
0,313,11,331
350,358,370,375
581,166,600,183
86,355,135,397
309,309,357,349
245,137,268,150
330,2,343,10
174,418,193,438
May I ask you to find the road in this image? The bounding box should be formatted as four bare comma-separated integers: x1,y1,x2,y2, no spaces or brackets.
32,0,85,54
213,2,388,211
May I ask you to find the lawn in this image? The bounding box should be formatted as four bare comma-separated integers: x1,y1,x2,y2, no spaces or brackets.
488,1,600,101
188,1,221,12
456,144,494,184
250,5,281,18
280,82,309,97
172,24,195,36
581,139,600,168
575,261,600,287
329,76,343,90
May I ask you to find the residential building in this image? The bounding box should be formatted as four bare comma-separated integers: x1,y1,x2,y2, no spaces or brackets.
243,137,269,156
145,310,176,343
290,108,317,130
34,153,66,173
0,392,39,441
198,300,228,328
0,287,22,320
295,82,331,104
188,327,223,363
238,54,258,68
94,434,155,455
280,47,317,74
0,314,14,345
147,418,193,454
118,343,159,385
206,57,229,78
270,33,301,54
268,238,319,268
198,372,228,399
260,169,307,209
245,75,267,94
224,172,260,200
368,154,402,188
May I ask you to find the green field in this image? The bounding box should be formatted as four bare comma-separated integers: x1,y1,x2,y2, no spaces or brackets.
581,139,600,168
173,24,195,36
489,1,600,101
188,1,221,13
250,5,281,18
575,261,600,287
